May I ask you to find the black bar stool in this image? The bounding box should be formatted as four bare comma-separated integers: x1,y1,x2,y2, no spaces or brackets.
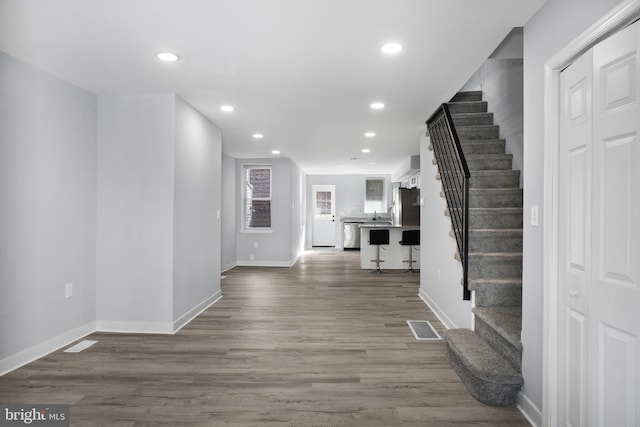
399,229,420,273
369,229,389,273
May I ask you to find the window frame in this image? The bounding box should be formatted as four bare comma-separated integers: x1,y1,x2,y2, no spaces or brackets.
241,164,273,233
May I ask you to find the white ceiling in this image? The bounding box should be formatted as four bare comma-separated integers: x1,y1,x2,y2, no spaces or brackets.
0,0,546,175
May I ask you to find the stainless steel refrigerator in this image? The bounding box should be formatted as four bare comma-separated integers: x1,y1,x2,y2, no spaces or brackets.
392,187,420,226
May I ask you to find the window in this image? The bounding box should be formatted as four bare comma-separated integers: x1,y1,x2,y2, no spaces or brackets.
243,166,272,230
364,177,385,213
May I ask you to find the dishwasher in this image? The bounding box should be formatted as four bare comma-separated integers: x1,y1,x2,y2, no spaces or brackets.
342,222,362,250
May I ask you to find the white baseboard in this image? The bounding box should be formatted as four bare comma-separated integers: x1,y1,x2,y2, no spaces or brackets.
418,288,457,330
173,290,222,333
237,254,299,268
96,320,174,335
221,262,237,273
0,321,97,376
518,392,542,427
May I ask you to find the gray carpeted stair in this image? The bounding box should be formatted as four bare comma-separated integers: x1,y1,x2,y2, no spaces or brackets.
432,91,524,407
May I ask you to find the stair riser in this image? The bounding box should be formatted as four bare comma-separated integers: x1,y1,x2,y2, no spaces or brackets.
450,92,483,103
447,102,487,114
475,317,522,371
467,157,513,171
469,191,523,208
450,210,523,229
469,173,520,188
473,284,522,308
445,343,521,407
461,141,506,155
468,257,522,279
452,114,493,126
456,126,500,140
468,235,523,252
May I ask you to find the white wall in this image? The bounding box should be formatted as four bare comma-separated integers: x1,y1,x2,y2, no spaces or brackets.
236,157,304,266
221,153,237,271
97,94,223,332
418,133,472,329
461,28,524,185
96,95,176,329
172,97,222,323
0,52,98,366
521,0,622,415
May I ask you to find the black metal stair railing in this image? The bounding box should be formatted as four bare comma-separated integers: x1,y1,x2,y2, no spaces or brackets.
426,104,471,300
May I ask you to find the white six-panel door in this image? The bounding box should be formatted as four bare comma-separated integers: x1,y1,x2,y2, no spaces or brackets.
560,20,640,427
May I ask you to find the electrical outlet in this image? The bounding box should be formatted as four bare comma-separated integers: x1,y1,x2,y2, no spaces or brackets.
253,241,258,248
216,210,221,220
65,283,73,299
531,205,539,227
250,253,255,260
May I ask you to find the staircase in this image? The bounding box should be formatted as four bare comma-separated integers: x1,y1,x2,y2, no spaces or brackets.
431,91,524,407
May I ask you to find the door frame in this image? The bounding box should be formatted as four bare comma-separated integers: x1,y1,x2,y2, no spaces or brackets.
311,184,336,247
542,1,640,425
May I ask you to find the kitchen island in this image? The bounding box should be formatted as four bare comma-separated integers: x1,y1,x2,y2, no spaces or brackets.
359,224,420,270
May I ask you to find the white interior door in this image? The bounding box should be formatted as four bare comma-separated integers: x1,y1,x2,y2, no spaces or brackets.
312,185,336,247
559,21,640,427
560,47,593,427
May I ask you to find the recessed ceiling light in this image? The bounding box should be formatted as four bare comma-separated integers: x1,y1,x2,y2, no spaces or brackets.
156,52,180,62
381,43,403,54
370,102,385,110
361,148,371,153
271,150,280,155
220,105,234,112
364,132,376,138
252,133,264,139
368,162,377,165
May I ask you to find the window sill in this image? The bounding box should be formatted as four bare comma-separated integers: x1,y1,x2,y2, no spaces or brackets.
240,229,274,234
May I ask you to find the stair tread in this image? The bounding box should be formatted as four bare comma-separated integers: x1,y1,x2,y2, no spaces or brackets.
473,307,523,351
470,278,522,285
468,229,523,234
445,329,522,383
470,170,519,175
460,138,507,145
466,153,513,158
468,188,522,193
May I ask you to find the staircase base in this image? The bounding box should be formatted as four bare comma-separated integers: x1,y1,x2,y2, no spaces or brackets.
445,329,522,407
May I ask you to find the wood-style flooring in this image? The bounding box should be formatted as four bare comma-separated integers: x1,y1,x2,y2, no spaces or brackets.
0,250,530,426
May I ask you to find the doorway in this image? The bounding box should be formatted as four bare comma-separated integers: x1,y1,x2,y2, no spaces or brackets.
311,185,336,247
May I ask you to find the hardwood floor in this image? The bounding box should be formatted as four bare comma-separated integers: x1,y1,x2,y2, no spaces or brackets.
0,250,530,426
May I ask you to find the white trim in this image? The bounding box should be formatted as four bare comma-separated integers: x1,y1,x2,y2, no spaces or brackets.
96,320,174,335
173,291,222,333
0,321,96,376
518,391,542,427
236,253,300,268
541,2,640,425
418,288,457,330
221,262,238,273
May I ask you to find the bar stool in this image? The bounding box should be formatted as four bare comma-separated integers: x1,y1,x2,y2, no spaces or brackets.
369,229,389,273
399,229,420,273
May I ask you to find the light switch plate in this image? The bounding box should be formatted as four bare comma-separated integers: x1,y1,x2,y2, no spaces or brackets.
531,205,539,227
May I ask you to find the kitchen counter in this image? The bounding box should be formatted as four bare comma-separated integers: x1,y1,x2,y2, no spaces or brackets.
359,225,420,270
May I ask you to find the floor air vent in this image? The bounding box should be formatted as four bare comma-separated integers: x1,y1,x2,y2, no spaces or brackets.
407,320,441,340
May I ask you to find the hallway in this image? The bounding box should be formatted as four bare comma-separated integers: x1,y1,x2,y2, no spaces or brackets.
0,251,529,426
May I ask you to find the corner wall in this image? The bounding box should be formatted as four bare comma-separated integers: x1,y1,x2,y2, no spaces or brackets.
96,95,176,330
221,153,237,271
172,97,222,325
0,51,98,371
